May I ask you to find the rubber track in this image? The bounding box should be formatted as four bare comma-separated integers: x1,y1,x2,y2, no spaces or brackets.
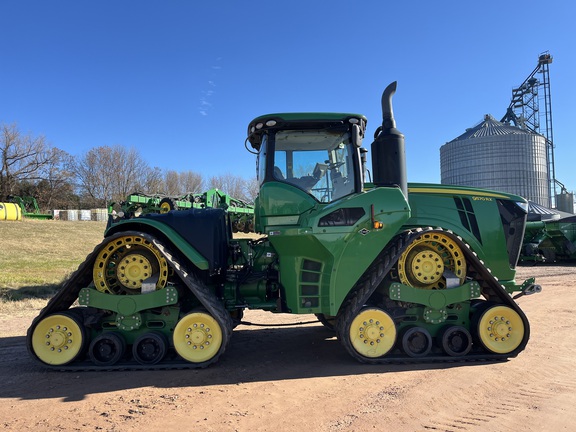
26,231,233,371
335,227,531,364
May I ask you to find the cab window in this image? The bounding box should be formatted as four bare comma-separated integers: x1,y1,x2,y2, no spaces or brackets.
273,130,356,202
257,135,267,186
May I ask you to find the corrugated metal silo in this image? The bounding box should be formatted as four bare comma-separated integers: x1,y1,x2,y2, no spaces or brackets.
440,115,549,206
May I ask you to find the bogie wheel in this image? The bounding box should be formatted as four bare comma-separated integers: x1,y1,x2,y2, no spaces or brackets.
31,310,87,366
159,197,178,213
132,332,168,365
346,307,397,360
440,325,472,357
89,332,126,366
401,326,433,358
397,232,466,290
173,312,224,364
93,234,169,295
475,305,524,354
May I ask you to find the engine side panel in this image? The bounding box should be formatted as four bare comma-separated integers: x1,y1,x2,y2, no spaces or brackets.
405,183,527,286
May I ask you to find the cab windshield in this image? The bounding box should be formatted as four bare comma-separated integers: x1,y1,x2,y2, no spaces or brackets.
272,129,357,202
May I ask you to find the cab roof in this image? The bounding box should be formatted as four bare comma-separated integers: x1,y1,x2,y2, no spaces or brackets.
247,112,367,149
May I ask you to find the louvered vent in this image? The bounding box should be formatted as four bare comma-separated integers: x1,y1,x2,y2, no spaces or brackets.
300,259,322,308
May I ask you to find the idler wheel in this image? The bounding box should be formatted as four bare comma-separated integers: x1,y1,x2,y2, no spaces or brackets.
347,307,397,359
31,310,87,366
475,305,524,354
173,311,224,364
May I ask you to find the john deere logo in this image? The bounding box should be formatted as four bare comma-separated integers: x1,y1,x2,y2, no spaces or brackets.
359,228,370,235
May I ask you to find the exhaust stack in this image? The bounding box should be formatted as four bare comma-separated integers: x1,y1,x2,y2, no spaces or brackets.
370,81,407,197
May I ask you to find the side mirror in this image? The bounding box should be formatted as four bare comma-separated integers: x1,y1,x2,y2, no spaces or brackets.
351,124,363,148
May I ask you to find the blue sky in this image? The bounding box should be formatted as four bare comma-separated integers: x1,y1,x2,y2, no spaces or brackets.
1,1,574,194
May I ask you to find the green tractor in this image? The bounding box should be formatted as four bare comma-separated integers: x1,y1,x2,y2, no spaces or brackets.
27,82,540,369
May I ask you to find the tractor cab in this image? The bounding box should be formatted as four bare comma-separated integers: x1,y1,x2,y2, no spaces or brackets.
248,113,367,205
247,113,370,233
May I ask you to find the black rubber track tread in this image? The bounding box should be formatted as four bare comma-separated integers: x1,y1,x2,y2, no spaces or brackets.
335,228,531,364
26,231,233,370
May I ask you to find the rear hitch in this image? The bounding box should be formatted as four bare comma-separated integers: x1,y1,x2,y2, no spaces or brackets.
513,277,542,299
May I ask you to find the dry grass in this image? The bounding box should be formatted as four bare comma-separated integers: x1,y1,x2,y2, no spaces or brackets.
0,218,105,315
0,219,260,316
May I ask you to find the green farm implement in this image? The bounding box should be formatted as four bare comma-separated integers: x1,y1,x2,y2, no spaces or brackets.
111,188,254,233
8,195,53,220
522,216,576,262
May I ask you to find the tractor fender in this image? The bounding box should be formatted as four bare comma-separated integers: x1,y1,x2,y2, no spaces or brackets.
105,218,210,271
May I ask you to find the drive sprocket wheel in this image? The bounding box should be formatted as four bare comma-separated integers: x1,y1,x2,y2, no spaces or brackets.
93,234,169,294
397,232,466,289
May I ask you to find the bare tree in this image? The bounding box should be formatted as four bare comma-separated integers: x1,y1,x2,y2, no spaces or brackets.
180,170,205,194
209,173,257,202
244,177,259,204
0,123,54,198
209,173,243,199
37,147,76,208
73,145,154,207
112,146,150,199
161,170,205,196
163,170,180,195
140,166,164,195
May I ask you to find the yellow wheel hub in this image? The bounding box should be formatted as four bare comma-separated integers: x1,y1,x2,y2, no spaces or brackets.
93,235,169,294
159,202,172,213
478,305,524,354
349,308,396,358
409,247,444,285
173,312,223,363
31,313,85,365
398,232,466,289
118,253,154,288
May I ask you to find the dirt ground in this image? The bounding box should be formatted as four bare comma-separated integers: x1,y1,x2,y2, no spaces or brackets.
1,264,575,432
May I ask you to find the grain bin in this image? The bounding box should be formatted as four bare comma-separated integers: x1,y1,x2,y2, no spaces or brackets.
440,115,549,207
